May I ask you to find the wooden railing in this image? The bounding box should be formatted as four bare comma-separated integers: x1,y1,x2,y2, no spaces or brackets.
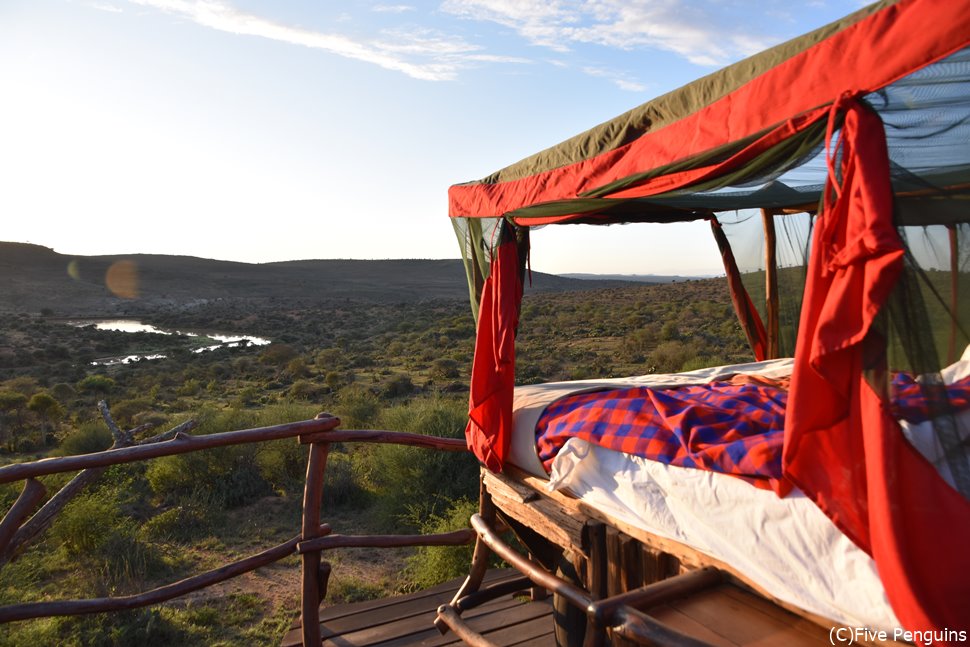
0,410,473,647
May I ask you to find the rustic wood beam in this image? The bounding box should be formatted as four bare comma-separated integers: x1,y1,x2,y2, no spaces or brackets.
949,224,960,364
2,418,200,567
0,535,300,622
297,529,475,554
469,513,592,612
300,441,329,647
298,428,468,451
762,208,780,359
610,604,716,647
0,416,341,484
591,567,723,622
0,479,46,558
435,604,501,647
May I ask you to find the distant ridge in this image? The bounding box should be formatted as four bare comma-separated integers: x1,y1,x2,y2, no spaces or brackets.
561,273,715,283
0,242,634,315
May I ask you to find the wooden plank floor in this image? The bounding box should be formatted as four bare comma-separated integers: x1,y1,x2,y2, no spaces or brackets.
281,569,553,647
282,570,839,646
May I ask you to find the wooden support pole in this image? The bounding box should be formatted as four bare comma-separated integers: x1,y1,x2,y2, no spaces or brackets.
583,521,608,647
949,224,960,364
762,208,780,359
435,472,498,636
0,479,46,558
301,441,330,647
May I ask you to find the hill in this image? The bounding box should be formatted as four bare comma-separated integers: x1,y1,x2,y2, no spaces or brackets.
0,242,630,315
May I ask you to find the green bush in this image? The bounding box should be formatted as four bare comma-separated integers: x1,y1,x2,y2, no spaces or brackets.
321,450,369,508
336,386,380,428
50,490,165,589
403,497,478,590
367,398,477,528
58,421,113,455
647,340,696,373
141,505,209,542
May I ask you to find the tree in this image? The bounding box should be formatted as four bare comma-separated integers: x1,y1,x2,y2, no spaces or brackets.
27,392,64,446
0,390,28,451
77,374,116,397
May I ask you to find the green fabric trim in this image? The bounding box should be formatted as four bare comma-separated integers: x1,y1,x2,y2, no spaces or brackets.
461,0,893,188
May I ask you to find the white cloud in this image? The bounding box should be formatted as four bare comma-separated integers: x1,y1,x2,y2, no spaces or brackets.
372,4,416,13
86,1,124,12
127,0,516,81
582,66,647,92
441,0,783,67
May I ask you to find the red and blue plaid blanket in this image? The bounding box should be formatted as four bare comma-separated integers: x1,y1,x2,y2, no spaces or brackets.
535,372,970,495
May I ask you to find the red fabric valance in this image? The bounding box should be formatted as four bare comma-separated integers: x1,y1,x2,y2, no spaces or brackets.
449,0,970,222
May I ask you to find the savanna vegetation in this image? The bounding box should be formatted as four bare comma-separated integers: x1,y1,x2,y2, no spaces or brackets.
0,278,749,646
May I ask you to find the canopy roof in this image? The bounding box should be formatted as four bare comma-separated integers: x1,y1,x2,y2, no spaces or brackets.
448,0,970,227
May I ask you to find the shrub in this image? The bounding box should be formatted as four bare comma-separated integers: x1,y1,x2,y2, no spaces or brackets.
58,421,113,455
647,340,696,373
380,374,414,399
403,497,478,590
367,398,477,527
336,386,380,428
77,374,115,396
321,450,369,508
51,490,165,589
141,505,209,542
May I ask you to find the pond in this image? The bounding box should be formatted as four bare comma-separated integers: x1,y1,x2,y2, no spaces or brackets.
67,319,271,366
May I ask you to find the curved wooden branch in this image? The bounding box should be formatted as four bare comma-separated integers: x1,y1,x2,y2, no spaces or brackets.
0,479,46,557
0,535,300,623
298,428,468,451
296,529,476,554
0,416,342,485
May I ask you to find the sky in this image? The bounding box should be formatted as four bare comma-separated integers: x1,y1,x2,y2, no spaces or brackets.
0,0,865,275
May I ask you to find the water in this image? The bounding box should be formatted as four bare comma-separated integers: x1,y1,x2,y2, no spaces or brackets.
68,319,271,365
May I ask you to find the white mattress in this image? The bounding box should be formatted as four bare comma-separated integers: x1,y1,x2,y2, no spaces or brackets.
547,439,899,630
509,358,903,630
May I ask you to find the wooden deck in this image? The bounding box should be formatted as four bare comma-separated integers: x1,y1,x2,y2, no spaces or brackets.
281,570,553,647
281,568,843,647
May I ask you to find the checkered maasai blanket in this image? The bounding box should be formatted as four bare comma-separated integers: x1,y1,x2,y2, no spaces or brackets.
535,372,970,495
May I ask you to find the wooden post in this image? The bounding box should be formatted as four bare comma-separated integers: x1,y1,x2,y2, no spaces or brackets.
949,224,960,364
301,441,330,647
0,479,46,557
583,521,608,647
762,208,780,359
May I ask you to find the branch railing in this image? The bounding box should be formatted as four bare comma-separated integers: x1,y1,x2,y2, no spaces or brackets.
0,411,473,647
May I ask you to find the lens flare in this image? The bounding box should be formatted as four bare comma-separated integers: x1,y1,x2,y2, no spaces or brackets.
105,260,139,299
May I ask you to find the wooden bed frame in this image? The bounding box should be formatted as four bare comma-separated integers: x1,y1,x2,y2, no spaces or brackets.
434,465,908,647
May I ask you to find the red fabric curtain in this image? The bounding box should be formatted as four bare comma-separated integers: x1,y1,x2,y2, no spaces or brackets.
784,98,970,638
465,230,522,471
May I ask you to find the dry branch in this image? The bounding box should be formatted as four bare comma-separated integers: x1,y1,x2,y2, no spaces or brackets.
0,407,200,566
0,480,46,558
0,535,301,622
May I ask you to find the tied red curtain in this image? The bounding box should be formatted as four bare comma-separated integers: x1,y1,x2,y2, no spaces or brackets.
465,228,522,471
784,97,970,637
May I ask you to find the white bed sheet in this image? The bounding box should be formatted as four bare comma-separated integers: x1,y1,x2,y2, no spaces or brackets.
547,439,899,630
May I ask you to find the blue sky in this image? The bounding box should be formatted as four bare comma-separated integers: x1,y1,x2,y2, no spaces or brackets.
0,0,863,275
